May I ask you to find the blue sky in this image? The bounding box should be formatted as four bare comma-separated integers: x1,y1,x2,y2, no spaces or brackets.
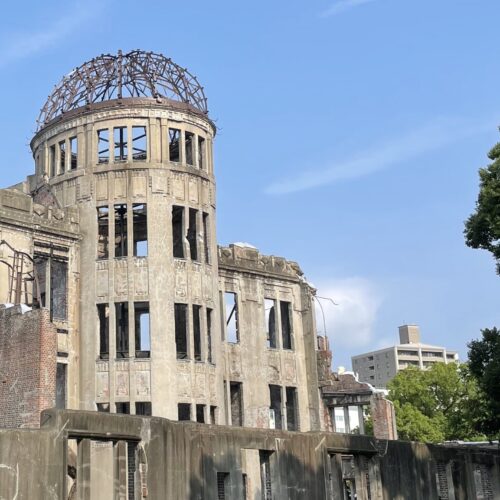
0,0,499,369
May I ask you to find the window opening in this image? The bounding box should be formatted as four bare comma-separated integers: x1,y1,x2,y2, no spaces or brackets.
260,451,273,500
175,303,188,359
178,403,191,421
286,387,299,431
50,144,56,176
198,136,205,169
135,302,150,358
114,204,128,258
70,136,77,170
196,404,205,423
269,385,282,430
172,206,184,258
185,131,194,165
206,308,213,363
133,204,147,257
230,382,243,426
127,441,136,499
97,129,109,163
132,126,147,160
97,403,110,412
341,455,357,500
97,206,109,259
264,299,277,348
115,302,129,358
98,304,109,359
187,208,198,261
193,305,202,361
210,405,217,424
59,140,66,174
34,257,47,307
56,363,67,409
224,292,239,343
116,402,130,414
136,402,152,416
114,126,128,161
169,128,180,162
202,212,210,264
217,472,229,500
280,301,293,349
50,260,67,321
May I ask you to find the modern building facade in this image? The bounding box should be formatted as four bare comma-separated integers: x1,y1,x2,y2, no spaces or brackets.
352,324,459,388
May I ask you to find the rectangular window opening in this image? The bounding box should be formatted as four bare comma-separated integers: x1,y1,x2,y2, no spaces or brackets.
264,298,277,349
34,256,47,308
198,136,205,170
206,308,213,363
114,126,128,161
230,382,243,426
59,140,66,174
286,387,299,431
169,128,180,162
178,403,191,421
269,385,282,430
196,404,205,423
133,204,148,257
225,292,239,343
210,405,217,424
50,144,56,176
50,260,68,321
97,206,109,260
193,305,202,361
115,302,129,358
70,136,77,170
260,451,273,500
98,304,109,360
97,403,110,413
136,402,152,416
134,302,150,358
97,129,109,164
202,212,210,264
185,131,194,165
56,363,67,409
116,402,130,414
172,206,185,258
175,303,189,359
132,126,147,161
217,472,229,500
280,301,293,350
114,204,128,258
187,208,198,261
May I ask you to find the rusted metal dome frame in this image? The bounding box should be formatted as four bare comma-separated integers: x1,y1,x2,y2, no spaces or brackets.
37,50,208,130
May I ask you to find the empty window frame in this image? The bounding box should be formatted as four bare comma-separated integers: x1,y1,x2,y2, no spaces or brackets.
224,292,239,343
114,126,128,161
230,382,243,426
286,387,299,431
193,305,202,361
59,140,66,174
133,204,147,257
185,131,194,165
97,129,109,163
70,137,77,170
116,302,129,358
217,472,229,500
97,403,110,412
280,301,293,349
132,126,147,160
175,303,189,359
114,204,128,257
34,256,47,307
116,402,130,414
172,206,185,258
196,404,205,423
135,302,150,358
202,212,210,264
169,128,180,162
97,206,109,259
206,308,213,363
50,144,56,176
178,403,191,421
50,260,68,321
56,363,67,409
269,385,282,430
198,136,205,170
260,451,273,500
264,299,277,348
136,402,152,416
187,208,198,261
98,304,109,359
210,405,217,424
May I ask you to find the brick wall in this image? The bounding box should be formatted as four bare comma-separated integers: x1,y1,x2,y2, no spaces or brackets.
371,393,398,440
0,305,57,428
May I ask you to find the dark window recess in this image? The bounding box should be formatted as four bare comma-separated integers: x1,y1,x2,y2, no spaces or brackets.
210,405,217,424
202,212,210,264
133,204,147,257
196,404,205,423
230,382,243,426
217,472,229,500
98,304,109,359
97,206,109,259
178,403,191,421
116,302,129,358
225,292,239,343
97,129,109,163
127,442,136,500
260,451,273,500
185,131,194,165
264,299,277,348
269,385,282,430
56,363,67,409
175,303,188,359
341,455,357,500
114,126,128,161
206,308,213,363
134,302,150,358
116,402,130,414
96,403,110,412
187,208,198,261
280,301,293,350
286,387,299,431
50,260,68,321
49,145,56,176
132,126,147,160
114,204,128,257
70,137,77,170
136,402,152,416
198,136,205,169
193,305,202,361
59,140,66,174
172,206,184,258
34,257,47,308
169,128,180,162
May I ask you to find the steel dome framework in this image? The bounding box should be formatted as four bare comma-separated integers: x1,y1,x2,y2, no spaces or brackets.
37,50,208,130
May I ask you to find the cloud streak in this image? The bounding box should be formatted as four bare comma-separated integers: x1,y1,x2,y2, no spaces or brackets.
265,116,496,195
320,0,378,18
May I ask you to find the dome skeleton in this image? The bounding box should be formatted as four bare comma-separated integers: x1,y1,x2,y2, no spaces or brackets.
36,50,208,130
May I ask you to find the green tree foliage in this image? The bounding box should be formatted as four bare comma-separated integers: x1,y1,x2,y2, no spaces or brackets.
387,363,485,443
468,327,500,437
464,141,500,274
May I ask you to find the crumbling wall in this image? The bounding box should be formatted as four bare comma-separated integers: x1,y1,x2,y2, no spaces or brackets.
0,306,57,428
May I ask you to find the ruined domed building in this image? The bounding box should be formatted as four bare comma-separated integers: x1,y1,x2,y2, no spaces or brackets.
0,51,497,499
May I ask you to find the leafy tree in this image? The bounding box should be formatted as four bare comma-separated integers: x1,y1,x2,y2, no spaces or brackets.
387,363,485,443
464,141,500,274
468,327,500,438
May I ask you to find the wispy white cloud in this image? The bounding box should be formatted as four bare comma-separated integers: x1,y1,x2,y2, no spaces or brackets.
320,0,378,18
0,1,103,68
265,116,496,195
